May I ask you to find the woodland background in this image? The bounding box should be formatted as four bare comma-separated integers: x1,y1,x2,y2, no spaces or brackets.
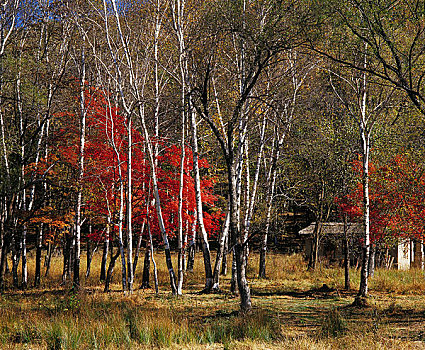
2,1,425,341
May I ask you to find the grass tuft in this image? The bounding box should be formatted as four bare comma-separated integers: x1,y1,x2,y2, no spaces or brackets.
318,308,347,338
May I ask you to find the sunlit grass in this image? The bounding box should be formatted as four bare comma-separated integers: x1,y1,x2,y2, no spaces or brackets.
1,251,425,348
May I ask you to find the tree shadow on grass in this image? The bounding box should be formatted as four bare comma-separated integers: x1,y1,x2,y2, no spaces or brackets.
251,283,349,299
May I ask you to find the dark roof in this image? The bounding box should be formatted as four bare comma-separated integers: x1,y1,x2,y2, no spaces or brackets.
299,222,363,235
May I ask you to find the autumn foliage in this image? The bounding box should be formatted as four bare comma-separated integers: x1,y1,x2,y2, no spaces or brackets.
336,154,425,245
34,87,223,245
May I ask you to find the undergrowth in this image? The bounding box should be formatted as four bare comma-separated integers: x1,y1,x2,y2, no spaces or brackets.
1,252,425,349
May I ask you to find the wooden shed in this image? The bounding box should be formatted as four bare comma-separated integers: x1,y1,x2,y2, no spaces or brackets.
299,222,362,264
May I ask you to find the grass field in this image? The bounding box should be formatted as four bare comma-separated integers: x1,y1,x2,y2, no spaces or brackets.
1,251,425,349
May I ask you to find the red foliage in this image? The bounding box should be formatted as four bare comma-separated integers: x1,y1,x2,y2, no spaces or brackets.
336,154,425,244
44,86,223,244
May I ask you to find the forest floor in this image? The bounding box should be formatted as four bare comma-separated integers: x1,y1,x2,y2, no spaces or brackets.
1,252,425,349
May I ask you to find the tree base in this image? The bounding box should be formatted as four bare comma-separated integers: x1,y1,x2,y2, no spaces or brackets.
352,296,369,308
139,283,151,290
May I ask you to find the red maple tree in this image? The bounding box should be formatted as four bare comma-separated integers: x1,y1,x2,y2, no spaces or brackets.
40,86,223,246
336,154,425,245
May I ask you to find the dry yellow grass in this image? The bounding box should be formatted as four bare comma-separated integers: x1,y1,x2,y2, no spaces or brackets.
0,251,425,349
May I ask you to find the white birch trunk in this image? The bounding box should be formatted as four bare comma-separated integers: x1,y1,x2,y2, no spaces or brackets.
190,107,214,291
171,0,187,295
73,43,86,289
127,117,133,292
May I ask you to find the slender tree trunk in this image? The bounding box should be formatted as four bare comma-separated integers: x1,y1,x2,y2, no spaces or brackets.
343,216,350,290
132,224,144,276
190,108,213,291
0,228,8,291
148,220,159,294
0,219,4,290
141,202,151,289
259,133,280,278
99,223,110,282
118,179,127,293
21,226,27,289
171,0,190,296
241,116,266,273
357,111,370,300
16,32,28,291
73,44,86,290
228,150,251,311
230,248,237,294
44,242,52,277
312,223,321,270
177,86,186,296
140,246,151,289
105,247,121,293
34,224,43,287
212,207,230,290
100,224,110,282
12,232,21,288
187,210,197,272
86,226,97,279
221,233,228,275
107,95,127,293
183,220,189,271
127,117,133,292
62,233,71,284
368,244,375,278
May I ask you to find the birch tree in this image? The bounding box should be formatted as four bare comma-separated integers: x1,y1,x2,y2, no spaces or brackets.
190,0,305,311
328,52,393,302
93,0,178,294
258,51,315,277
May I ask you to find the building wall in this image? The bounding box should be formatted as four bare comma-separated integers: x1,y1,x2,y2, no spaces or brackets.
397,240,411,270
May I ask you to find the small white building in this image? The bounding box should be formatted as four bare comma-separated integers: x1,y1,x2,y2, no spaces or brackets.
391,239,424,270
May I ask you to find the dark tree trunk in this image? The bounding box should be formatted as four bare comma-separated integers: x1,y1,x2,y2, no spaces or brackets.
0,234,8,291
70,234,75,274
343,217,350,290
186,242,195,272
311,223,321,270
73,252,80,289
164,247,177,294
258,239,267,278
228,159,251,312
221,234,228,275
34,225,43,287
140,246,151,289
200,241,214,292
234,243,251,312
213,211,230,290
230,249,237,294
368,244,375,278
132,227,144,276
62,234,71,284
147,221,159,294
104,248,121,293
86,240,91,278
86,241,97,279
44,242,53,277
186,212,197,272
100,236,109,282
413,240,423,268
12,232,21,288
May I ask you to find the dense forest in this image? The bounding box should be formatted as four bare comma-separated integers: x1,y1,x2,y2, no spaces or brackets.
1,0,425,319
